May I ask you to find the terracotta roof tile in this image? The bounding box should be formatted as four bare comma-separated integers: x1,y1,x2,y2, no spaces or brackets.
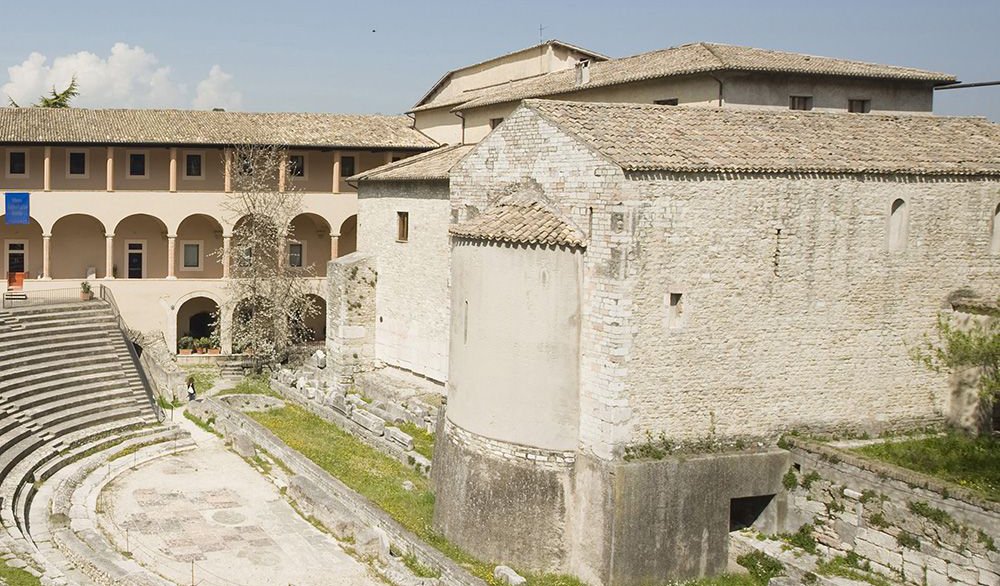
446,42,955,112
525,100,1000,176
351,144,476,182
450,199,586,247
0,107,438,149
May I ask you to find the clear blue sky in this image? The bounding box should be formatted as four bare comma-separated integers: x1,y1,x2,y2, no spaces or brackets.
0,0,997,119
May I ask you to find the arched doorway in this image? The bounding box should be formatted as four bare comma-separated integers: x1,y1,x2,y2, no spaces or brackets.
176,296,220,352
114,214,169,279
289,213,332,276
50,214,107,279
176,214,224,278
292,293,326,342
0,215,43,287
337,215,357,257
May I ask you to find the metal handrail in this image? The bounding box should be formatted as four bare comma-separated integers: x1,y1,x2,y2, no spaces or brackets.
98,285,164,422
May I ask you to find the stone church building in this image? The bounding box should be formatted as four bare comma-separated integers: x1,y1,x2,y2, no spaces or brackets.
430,100,1000,584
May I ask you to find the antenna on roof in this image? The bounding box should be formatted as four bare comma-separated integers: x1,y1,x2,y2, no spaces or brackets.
539,24,546,44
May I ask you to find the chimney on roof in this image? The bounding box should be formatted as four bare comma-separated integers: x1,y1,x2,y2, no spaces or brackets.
575,59,591,86
212,108,225,112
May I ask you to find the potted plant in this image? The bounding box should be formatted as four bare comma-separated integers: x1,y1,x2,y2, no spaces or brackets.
80,281,93,301
207,331,221,354
195,337,209,354
178,336,194,355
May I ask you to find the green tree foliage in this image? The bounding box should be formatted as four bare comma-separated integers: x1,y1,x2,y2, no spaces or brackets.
914,314,1000,402
8,76,79,108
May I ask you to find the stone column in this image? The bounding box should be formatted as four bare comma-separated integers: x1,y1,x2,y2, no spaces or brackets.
332,151,341,193
222,235,231,279
166,235,176,279
43,147,51,192
224,148,233,193
169,148,178,192
104,235,114,279
330,233,340,259
41,235,51,280
106,147,115,192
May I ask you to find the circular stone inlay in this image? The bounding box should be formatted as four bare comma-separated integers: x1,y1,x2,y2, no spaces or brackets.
211,510,247,525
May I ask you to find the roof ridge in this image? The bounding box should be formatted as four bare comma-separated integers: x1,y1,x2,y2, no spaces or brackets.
352,143,464,180
697,42,728,67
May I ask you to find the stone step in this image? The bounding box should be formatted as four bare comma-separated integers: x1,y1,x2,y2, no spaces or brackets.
0,336,116,363
0,398,145,457
0,371,126,406
0,387,140,437
0,353,122,386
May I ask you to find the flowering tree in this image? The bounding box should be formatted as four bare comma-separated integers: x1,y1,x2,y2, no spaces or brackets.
217,144,319,370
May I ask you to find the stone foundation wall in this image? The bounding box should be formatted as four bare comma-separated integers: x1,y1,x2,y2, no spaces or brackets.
784,438,1000,586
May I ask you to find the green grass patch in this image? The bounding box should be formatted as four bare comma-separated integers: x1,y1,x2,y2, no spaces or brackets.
854,433,1000,501
777,523,817,554
183,365,219,393
183,410,220,436
108,439,167,462
815,552,893,586
402,552,441,579
248,403,572,585
735,550,784,585
397,421,435,460
0,561,42,586
907,500,961,532
216,375,281,398
156,394,183,410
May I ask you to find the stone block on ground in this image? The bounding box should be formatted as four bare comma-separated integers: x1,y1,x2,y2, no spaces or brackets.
233,434,256,459
386,426,415,451
356,527,391,563
352,409,386,436
493,565,526,586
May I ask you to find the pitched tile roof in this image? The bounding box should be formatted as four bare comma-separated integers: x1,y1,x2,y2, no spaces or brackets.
440,42,956,112
524,100,1000,176
450,199,586,248
0,107,438,149
351,144,476,182
411,40,609,112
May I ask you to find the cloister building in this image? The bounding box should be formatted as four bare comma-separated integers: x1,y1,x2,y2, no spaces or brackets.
0,108,435,352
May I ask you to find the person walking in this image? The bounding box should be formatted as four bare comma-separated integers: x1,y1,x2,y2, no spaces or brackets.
186,377,196,402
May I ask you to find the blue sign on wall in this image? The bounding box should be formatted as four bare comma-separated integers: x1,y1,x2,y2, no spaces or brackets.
4,192,29,225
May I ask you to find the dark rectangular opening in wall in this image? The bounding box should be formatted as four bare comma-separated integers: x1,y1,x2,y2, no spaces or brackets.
730,494,775,532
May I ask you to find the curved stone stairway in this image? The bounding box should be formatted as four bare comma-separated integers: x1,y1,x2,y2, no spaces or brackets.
0,301,176,585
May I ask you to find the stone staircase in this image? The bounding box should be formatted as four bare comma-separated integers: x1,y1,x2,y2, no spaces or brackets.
0,301,162,583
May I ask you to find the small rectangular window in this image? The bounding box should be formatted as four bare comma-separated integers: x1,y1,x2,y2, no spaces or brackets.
8,151,26,175
185,154,203,177
789,96,813,111
848,99,871,113
288,242,304,267
128,242,143,251
654,98,679,106
341,155,356,178
397,211,409,242
129,153,146,177
289,154,306,177
182,243,201,269
69,152,87,175
490,118,504,129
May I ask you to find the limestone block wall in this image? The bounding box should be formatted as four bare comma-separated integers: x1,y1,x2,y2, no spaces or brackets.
784,439,999,586
326,253,377,389
623,174,1000,444
450,105,630,461
358,181,451,382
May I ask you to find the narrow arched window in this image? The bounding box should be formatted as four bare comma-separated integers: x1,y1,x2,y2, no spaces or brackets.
991,203,1000,255
888,198,908,253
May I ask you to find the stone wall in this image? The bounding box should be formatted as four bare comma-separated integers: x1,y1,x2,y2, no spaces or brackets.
358,181,452,382
326,252,377,390
784,438,999,586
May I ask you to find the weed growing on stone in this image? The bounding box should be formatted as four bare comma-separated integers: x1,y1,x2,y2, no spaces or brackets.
183,410,220,437
782,469,798,490
977,529,997,552
867,512,889,529
108,438,169,462
907,501,961,532
0,561,42,586
896,530,920,550
800,471,821,489
401,552,441,579
777,524,817,554
815,552,892,586
735,550,784,584
854,433,1000,501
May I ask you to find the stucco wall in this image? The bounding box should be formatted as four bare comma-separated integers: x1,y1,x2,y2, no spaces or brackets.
722,72,934,113
623,174,1000,443
413,108,464,146
448,240,582,451
357,180,451,382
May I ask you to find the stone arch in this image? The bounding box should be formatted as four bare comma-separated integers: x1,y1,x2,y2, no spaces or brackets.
175,296,220,352
114,213,169,279
337,214,357,257
0,215,44,285
50,214,107,279
176,214,224,278
888,198,908,253
293,293,327,342
289,213,332,276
